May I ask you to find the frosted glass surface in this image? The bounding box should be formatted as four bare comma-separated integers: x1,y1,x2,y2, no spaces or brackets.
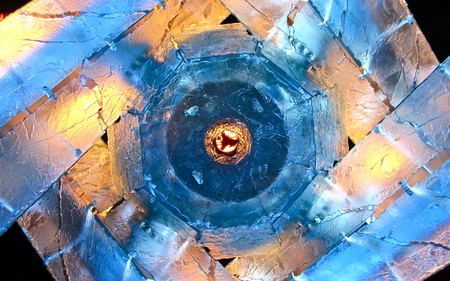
309,0,439,106
18,177,147,281
0,0,448,280
0,0,159,128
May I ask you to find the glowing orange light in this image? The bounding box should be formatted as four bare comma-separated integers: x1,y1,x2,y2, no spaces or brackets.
214,130,239,156
205,121,251,165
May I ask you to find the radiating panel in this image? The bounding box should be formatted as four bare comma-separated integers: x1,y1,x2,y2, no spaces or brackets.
103,189,236,280
394,58,450,149
298,159,450,281
308,0,439,106
108,113,145,196
0,0,160,128
68,138,121,212
17,178,147,281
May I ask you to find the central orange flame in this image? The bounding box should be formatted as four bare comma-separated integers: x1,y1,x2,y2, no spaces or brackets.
205,121,251,165
215,130,239,156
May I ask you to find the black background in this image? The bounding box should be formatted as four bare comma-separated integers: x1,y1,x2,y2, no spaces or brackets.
0,0,449,280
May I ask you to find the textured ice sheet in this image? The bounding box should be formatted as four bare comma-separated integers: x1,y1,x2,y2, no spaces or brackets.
173,23,257,59
289,3,389,144
68,138,121,212
299,158,450,281
311,90,346,170
17,177,147,281
108,113,145,196
103,189,236,281
0,78,102,236
394,58,450,150
0,0,159,128
308,0,439,106
199,223,280,259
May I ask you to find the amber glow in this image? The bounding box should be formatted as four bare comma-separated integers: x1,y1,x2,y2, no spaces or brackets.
205,121,251,164
214,130,239,156
333,129,411,203
0,12,65,81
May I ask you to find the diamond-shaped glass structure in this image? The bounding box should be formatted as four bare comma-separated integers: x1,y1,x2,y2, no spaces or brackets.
0,0,449,280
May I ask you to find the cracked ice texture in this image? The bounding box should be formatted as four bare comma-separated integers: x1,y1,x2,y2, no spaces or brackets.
299,158,450,281
103,189,236,280
68,138,121,212
0,78,101,236
108,113,145,196
17,177,147,281
199,223,281,259
0,0,159,128
308,0,439,106
173,23,257,59
394,58,450,150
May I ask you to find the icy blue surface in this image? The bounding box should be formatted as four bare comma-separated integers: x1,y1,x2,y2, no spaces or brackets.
0,0,159,128
0,0,448,280
299,158,450,281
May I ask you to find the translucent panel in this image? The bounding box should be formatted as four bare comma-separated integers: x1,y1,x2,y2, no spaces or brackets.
199,223,280,259
312,91,347,169
289,3,390,144
103,189,235,280
68,138,121,212
225,103,438,280
394,58,450,150
17,178,147,281
299,159,450,280
309,0,439,106
0,0,159,128
108,113,145,196
173,24,257,59
32,78,104,152
220,0,295,45
326,115,437,213
0,106,80,235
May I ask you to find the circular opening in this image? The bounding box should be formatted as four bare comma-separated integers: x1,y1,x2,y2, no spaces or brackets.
214,130,239,157
161,81,291,203
205,121,251,165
